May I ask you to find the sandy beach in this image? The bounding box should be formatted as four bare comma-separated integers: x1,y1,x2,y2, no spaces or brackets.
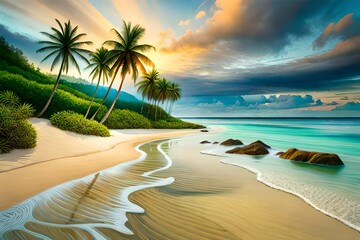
1,120,359,240
0,118,197,210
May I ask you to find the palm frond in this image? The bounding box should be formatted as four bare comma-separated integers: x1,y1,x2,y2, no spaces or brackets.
50,52,62,71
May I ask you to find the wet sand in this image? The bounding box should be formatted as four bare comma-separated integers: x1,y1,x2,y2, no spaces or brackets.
122,140,360,240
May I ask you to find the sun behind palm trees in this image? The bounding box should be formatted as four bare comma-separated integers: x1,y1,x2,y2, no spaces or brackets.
36,19,92,117
85,47,112,118
96,21,155,124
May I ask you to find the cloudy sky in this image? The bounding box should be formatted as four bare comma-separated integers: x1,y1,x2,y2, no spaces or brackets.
1,0,360,117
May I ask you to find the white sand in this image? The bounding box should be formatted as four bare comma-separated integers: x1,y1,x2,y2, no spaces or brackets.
0,118,195,172
0,118,198,209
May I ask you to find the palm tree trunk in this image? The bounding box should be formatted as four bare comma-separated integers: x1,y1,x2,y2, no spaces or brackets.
165,100,169,114
160,102,163,119
170,101,174,115
100,76,126,124
85,70,102,118
155,102,158,121
36,57,65,117
147,98,152,118
140,97,144,114
90,64,121,120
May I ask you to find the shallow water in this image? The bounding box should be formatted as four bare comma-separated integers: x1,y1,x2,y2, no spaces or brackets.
187,118,360,231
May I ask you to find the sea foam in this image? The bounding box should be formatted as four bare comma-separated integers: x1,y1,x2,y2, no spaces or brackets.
201,147,360,233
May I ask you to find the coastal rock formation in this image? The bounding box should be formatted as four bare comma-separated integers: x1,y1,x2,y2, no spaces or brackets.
226,140,270,155
276,151,284,156
220,139,243,146
201,130,209,132
279,148,344,166
213,141,219,144
200,140,211,144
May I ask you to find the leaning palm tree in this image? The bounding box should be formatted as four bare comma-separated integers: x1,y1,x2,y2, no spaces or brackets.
155,78,171,120
168,82,181,114
84,47,112,118
36,19,92,117
97,21,155,124
136,68,160,114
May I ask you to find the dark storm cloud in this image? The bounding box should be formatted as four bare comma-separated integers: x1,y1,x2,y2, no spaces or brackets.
172,35,360,97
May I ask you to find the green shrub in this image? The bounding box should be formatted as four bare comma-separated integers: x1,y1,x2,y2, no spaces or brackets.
152,117,205,129
9,120,37,149
50,111,110,137
104,109,152,129
0,91,37,153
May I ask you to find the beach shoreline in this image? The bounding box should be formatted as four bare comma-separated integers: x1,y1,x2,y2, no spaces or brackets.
0,118,199,210
124,138,360,239
1,119,359,239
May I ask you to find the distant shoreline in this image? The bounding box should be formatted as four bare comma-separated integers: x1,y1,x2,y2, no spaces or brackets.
181,117,360,119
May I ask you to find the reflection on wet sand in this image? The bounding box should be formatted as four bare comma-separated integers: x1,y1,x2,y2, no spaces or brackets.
0,140,174,239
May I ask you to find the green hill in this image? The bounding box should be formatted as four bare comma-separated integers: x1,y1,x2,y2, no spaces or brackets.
0,36,203,129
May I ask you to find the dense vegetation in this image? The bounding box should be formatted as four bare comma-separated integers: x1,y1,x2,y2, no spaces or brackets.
0,91,37,153
0,29,204,133
104,109,152,129
152,118,203,129
50,111,110,137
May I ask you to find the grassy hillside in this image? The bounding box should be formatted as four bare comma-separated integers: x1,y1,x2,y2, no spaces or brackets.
0,36,203,129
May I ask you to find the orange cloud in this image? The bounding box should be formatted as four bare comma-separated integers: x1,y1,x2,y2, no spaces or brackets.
313,13,356,50
195,11,206,19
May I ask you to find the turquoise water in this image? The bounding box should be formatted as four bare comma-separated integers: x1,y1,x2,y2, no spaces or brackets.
185,118,360,230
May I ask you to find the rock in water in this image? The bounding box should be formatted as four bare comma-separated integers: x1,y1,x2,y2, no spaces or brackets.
226,140,270,155
200,140,211,144
201,129,209,132
279,148,344,166
220,139,243,146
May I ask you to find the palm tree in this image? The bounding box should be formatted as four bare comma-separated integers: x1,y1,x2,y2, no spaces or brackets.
155,78,171,120
36,19,92,117
136,69,160,114
96,21,155,124
168,82,181,114
84,47,112,118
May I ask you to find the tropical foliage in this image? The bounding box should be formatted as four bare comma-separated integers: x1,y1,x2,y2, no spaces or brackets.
152,118,204,129
104,109,152,129
0,91,37,153
50,111,110,137
0,21,203,134
0,71,107,118
85,47,112,118
136,68,160,115
36,19,92,117
136,69,182,120
95,21,155,123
